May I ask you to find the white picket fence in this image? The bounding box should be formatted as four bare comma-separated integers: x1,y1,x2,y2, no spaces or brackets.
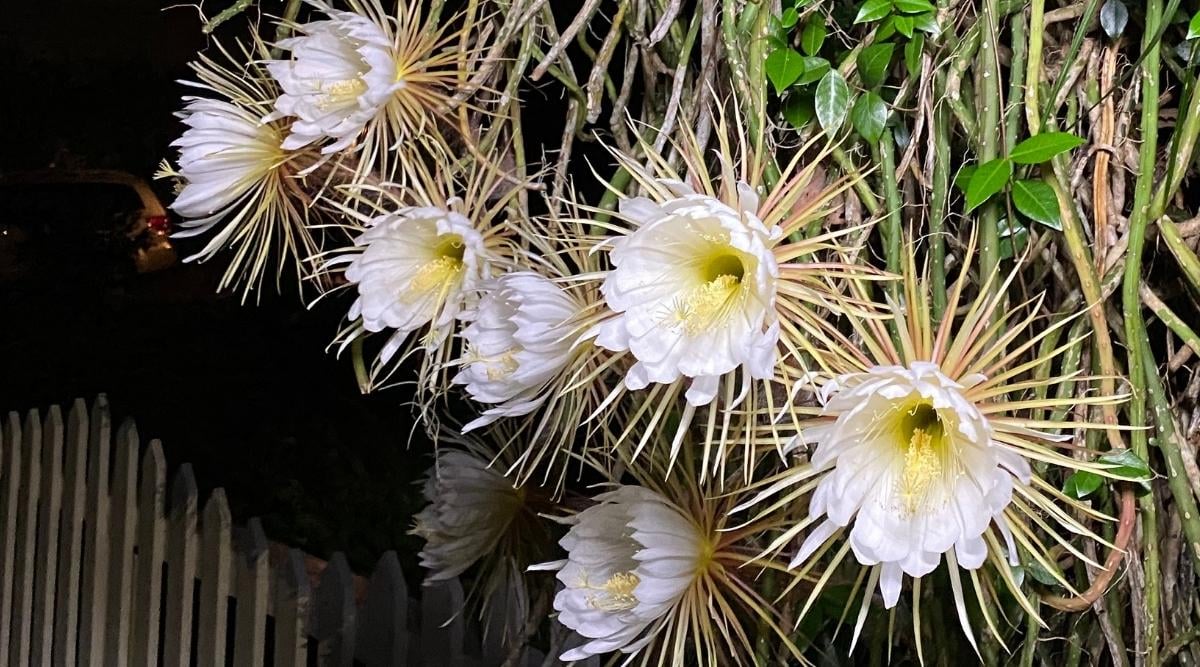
0,395,576,666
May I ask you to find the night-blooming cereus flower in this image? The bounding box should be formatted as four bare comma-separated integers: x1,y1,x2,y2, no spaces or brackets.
412,449,527,581
160,44,317,298
454,272,586,432
541,486,706,661
738,243,1138,654
266,9,400,154
264,0,471,179
592,181,781,407
344,202,485,354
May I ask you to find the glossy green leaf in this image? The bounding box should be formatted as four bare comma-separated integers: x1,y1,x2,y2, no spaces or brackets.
953,165,976,192
801,19,827,55
964,158,1012,211
855,0,893,24
998,218,1029,260
913,10,941,35
904,34,924,78
1063,470,1104,500
815,70,851,132
767,48,806,94
894,14,914,37
851,92,889,142
783,93,815,128
857,42,895,89
1189,10,1200,39
1011,179,1063,231
1009,132,1085,164
795,56,831,86
894,0,935,13
780,7,800,29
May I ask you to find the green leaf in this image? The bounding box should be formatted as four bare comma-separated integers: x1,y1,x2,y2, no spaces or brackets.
894,14,915,37
1189,10,1200,39
1012,179,1063,231
780,7,800,29
953,165,976,192
1010,132,1086,164
1099,450,1153,492
904,35,924,78
894,0,935,13
875,16,898,41
851,92,889,143
767,48,806,94
857,42,895,89
855,0,893,24
1023,557,1065,587
913,10,941,35
964,158,1012,211
801,19,827,55
783,93,815,128
795,56,831,86
1063,470,1104,500
997,218,1028,260
815,70,851,132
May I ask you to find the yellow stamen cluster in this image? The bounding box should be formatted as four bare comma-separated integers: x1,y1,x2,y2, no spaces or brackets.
319,77,368,109
669,252,747,335
585,571,641,612
403,234,466,301
895,403,946,515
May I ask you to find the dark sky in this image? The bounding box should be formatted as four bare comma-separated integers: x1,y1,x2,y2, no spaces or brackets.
0,0,210,175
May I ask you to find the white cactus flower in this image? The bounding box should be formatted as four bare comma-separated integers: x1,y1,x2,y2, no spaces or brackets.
412,450,526,581
454,272,586,432
591,181,781,406
545,486,707,661
265,9,401,153
344,204,486,347
795,361,1032,609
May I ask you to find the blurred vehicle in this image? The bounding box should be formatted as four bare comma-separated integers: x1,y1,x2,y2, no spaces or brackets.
0,169,177,283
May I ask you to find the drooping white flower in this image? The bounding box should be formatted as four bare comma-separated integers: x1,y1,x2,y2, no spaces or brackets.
266,9,400,153
796,362,1031,608
545,486,706,661
170,97,286,220
412,450,526,581
454,272,586,432
592,181,781,406
344,203,486,348
161,45,320,298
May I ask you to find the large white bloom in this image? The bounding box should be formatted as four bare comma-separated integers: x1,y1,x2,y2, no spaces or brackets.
170,97,285,222
344,204,486,348
544,486,706,661
454,272,585,432
412,450,525,581
795,361,1032,608
592,181,781,406
266,10,400,153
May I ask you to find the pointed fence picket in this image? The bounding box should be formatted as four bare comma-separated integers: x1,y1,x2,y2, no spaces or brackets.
0,396,588,666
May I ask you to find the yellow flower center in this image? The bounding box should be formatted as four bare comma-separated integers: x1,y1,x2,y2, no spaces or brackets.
404,234,465,301
585,571,641,612
895,403,946,515
669,252,746,335
319,77,367,109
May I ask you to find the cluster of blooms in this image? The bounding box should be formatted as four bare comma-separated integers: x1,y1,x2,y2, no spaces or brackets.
164,1,1144,662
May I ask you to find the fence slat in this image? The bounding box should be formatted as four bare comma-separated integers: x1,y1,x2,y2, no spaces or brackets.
232,518,268,667
104,419,139,666
78,395,111,666
196,489,232,667
129,440,166,666
31,407,63,667
273,548,311,667
163,463,198,667
7,410,40,667
314,552,356,667
421,578,466,667
355,551,407,666
52,400,88,667
0,412,22,667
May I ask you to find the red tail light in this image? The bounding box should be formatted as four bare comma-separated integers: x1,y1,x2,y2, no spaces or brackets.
147,215,172,234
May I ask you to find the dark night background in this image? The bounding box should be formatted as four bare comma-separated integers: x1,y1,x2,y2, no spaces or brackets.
0,0,431,572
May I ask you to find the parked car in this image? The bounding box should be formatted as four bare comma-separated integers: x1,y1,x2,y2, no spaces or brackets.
0,169,177,283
